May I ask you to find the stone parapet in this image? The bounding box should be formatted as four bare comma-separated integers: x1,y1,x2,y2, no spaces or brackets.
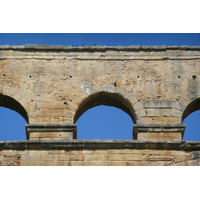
0,140,200,166
0,140,199,151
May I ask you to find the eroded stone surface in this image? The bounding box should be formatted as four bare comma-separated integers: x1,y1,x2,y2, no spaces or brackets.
0,140,199,166
1,45,200,165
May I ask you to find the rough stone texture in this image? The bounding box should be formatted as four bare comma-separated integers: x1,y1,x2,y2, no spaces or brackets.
1,45,200,166
134,124,185,140
0,140,199,166
26,124,77,140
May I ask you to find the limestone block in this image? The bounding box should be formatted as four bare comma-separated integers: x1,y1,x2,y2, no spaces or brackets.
142,100,182,110
84,154,109,161
137,132,182,140
146,109,161,117
26,124,77,140
134,124,185,140
2,86,18,96
29,132,73,140
109,154,145,161
69,154,85,161
70,161,86,166
90,161,126,166
37,100,66,109
136,109,147,118
38,109,65,117
137,116,181,124
133,101,144,111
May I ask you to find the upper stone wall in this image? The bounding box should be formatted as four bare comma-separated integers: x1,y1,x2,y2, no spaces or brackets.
0,45,200,140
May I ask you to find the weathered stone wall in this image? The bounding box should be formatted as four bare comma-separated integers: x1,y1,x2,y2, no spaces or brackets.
0,140,200,166
0,45,200,165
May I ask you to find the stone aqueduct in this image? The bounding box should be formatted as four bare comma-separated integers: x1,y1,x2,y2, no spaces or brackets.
0,45,200,166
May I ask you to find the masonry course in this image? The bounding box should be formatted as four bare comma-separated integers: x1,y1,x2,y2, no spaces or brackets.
0,45,200,166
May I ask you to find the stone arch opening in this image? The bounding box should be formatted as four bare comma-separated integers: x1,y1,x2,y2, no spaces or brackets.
74,91,136,139
0,94,29,123
182,98,200,141
0,94,29,141
182,98,200,122
76,105,133,139
74,91,136,123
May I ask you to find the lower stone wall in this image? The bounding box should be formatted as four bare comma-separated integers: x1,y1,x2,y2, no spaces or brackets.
0,140,200,166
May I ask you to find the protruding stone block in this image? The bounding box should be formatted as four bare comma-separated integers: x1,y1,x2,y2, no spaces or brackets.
26,124,77,140
133,124,185,140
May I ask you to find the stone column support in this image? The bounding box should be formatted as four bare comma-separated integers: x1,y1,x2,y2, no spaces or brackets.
26,124,77,140
133,124,185,140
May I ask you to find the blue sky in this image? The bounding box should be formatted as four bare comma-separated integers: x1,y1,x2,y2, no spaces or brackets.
0,33,200,141
1,33,200,46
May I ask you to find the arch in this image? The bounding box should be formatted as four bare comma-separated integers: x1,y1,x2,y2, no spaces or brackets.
0,94,29,123
182,110,200,141
1,86,35,124
74,91,136,123
182,98,200,141
0,107,27,141
182,97,200,122
76,105,133,140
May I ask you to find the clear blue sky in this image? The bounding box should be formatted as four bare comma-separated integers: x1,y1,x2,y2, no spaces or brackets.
1,33,200,46
0,33,200,141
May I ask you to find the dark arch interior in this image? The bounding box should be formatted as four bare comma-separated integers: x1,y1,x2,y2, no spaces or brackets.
0,94,29,123
74,92,136,123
